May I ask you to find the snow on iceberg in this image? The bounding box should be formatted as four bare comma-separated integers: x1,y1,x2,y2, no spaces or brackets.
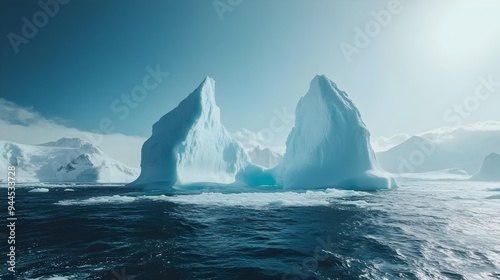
129,77,252,188
278,75,397,190
471,153,500,181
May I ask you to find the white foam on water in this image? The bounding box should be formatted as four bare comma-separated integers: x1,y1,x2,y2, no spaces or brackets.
57,195,136,206
338,200,381,208
56,188,368,208
26,276,78,280
29,188,50,193
0,183,125,188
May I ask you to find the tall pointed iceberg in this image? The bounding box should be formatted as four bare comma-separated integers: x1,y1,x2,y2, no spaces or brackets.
129,77,251,188
278,75,396,190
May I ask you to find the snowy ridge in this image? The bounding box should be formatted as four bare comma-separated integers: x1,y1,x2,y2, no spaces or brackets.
41,137,89,149
56,188,368,208
278,75,396,190
0,138,138,183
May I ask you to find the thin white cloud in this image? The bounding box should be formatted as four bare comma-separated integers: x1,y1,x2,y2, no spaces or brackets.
417,121,500,157
418,121,500,142
0,98,48,125
231,128,286,154
0,98,145,167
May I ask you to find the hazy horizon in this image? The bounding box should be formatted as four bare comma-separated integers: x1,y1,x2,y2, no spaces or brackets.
2,0,500,165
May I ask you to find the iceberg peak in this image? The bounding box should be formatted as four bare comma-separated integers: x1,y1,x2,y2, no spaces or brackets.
152,76,219,135
189,76,216,107
308,75,357,114
311,75,342,93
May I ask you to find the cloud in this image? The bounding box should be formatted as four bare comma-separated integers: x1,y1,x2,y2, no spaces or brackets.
0,98,145,167
418,121,500,142
417,121,500,157
0,99,50,126
231,128,286,154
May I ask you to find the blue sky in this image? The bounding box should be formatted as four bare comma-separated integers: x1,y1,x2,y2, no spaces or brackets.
1,0,500,151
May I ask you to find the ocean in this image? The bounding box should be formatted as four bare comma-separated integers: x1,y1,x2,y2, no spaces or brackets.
1,178,499,279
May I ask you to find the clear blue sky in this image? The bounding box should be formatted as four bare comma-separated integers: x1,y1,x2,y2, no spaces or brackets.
1,0,499,148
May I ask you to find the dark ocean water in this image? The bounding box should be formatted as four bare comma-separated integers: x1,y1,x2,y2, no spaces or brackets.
1,179,500,280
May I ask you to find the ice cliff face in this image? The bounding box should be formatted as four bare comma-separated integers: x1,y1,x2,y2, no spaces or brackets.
471,153,500,181
130,77,251,188
279,75,397,190
0,138,138,183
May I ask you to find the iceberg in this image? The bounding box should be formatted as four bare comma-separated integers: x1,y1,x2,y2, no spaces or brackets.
278,75,397,190
129,77,252,188
470,153,500,181
132,75,396,191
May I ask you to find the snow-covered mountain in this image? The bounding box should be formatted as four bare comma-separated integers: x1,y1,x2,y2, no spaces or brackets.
471,153,500,181
248,146,283,168
0,138,139,183
418,122,500,158
376,136,480,174
130,77,252,188
377,122,500,175
278,75,397,190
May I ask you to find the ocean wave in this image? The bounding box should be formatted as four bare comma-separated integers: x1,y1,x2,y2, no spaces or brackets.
28,188,50,193
55,188,368,208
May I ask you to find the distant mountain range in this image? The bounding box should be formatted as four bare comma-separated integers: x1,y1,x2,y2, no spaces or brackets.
376,136,481,174
376,123,500,177
0,138,138,183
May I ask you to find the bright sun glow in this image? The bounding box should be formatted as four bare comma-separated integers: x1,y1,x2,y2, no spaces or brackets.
431,0,500,59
